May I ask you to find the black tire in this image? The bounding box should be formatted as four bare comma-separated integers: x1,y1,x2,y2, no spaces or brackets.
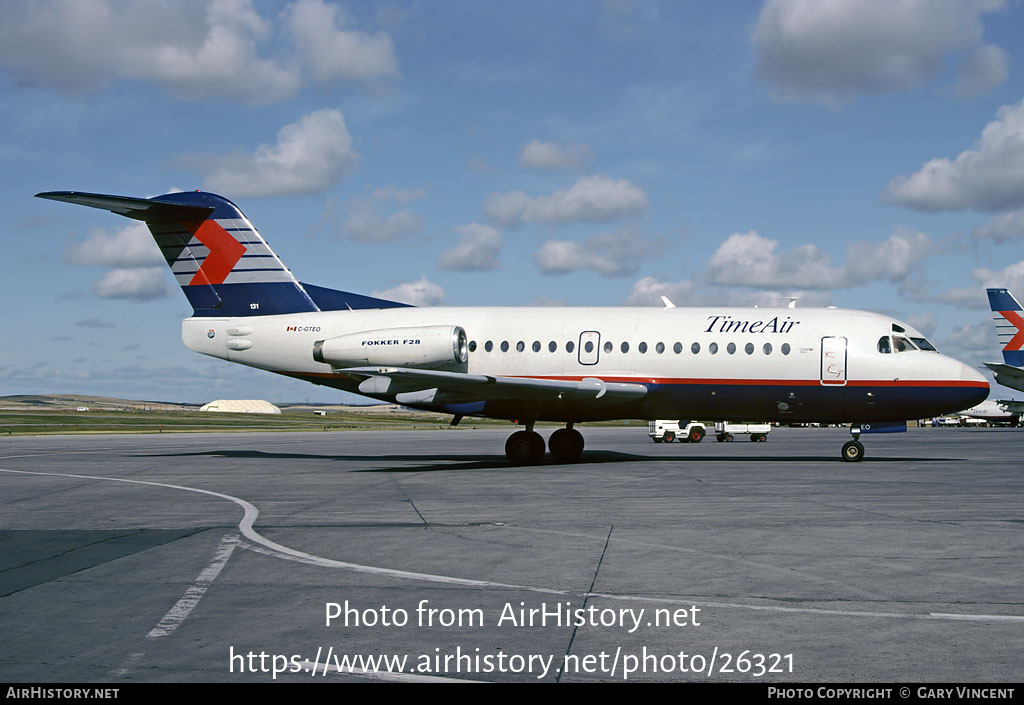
689,427,704,443
663,431,675,443
549,428,584,463
716,434,725,442
506,430,546,465
724,433,734,442
841,440,864,462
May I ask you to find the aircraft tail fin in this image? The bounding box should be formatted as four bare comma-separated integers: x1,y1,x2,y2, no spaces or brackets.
987,288,1024,367
36,190,407,316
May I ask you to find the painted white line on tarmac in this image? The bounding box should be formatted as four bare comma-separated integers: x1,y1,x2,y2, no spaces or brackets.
148,532,240,638
3,467,1021,626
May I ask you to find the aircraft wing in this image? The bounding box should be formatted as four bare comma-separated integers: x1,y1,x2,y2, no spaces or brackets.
995,399,1024,414
984,362,1024,393
336,366,648,406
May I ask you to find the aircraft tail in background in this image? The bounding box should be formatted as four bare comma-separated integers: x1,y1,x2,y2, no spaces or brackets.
987,288,1024,367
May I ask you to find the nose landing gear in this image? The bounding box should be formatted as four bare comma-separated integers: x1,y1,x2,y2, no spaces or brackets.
842,427,865,462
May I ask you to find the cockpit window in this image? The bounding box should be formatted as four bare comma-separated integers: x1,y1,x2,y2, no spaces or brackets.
877,336,891,354
910,337,937,352
892,336,917,352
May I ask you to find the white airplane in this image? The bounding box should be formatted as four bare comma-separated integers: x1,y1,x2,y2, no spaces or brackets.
38,190,989,463
984,288,1024,393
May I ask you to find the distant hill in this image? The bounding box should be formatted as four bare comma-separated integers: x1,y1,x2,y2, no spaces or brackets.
0,394,391,412
0,394,197,411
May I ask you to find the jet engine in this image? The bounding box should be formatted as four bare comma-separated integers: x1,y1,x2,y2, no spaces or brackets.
313,325,468,369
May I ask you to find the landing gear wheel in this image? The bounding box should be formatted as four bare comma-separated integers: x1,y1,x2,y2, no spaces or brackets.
663,431,675,443
841,440,864,462
549,428,585,463
506,430,546,465
688,427,704,443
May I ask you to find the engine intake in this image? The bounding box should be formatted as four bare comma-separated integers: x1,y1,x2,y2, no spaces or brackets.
313,325,468,369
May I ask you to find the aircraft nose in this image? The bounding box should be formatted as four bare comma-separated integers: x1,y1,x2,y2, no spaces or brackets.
958,361,990,408
959,362,988,386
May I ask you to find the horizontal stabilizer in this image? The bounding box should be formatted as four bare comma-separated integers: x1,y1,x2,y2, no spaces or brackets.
35,191,214,223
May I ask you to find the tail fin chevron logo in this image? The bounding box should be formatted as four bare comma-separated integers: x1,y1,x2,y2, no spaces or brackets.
999,310,1024,352
187,220,247,286
987,288,1024,367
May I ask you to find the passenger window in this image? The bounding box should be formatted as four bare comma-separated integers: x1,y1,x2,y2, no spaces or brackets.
745,343,754,355
781,343,790,355
604,341,613,353
584,341,594,353
763,343,772,355
727,342,736,355
548,341,557,353
485,341,493,352
567,341,575,353
639,342,648,354
621,341,630,353
709,342,718,354
673,342,682,354
532,341,541,353
516,341,525,353
691,342,700,354
500,341,509,352
877,336,891,354
469,340,477,352
656,342,665,354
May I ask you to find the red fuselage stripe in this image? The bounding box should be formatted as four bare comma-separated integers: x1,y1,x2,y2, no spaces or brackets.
279,371,986,388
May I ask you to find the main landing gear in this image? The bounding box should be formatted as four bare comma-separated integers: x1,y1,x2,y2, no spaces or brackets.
505,423,584,465
841,427,865,462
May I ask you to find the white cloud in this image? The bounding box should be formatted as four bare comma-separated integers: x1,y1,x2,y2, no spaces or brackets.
971,210,1024,243
535,231,650,277
707,229,931,290
625,276,833,308
64,223,163,268
884,99,1024,213
956,44,1009,98
0,0,299,103
920,260,1024,310
342,210,423,243
332,185,425,242
288,0,399,83
437,223,502,271
518,140,593,171
0,0,400,103
752,0,1006,102
372,276,445,306
93,268,173,301
198,110,359,197
484,175,649,228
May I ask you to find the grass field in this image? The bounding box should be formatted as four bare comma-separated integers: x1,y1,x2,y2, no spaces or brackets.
0,408,647,436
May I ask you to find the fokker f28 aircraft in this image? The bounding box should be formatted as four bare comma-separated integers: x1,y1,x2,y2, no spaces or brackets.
38,190,989,463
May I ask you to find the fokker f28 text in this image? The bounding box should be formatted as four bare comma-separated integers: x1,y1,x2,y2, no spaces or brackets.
38,190,989,463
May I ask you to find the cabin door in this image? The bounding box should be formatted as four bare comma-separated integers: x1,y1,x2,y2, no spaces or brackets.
820,336,848,386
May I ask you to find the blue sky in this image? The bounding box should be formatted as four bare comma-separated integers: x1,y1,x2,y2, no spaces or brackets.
2,0,1024,403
